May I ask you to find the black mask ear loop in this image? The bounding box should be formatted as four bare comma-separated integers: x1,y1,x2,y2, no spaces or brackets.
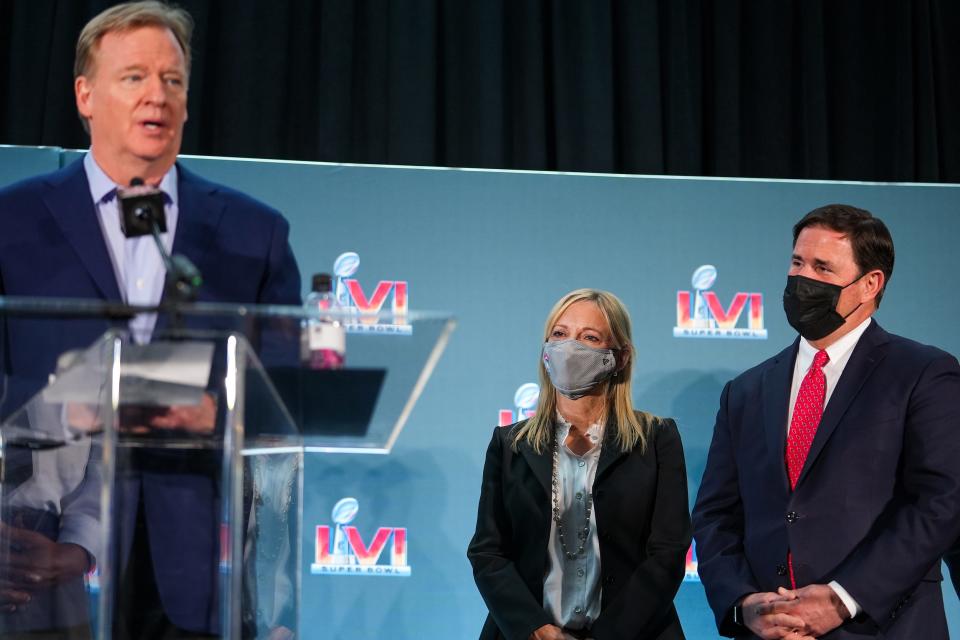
839,272,866,320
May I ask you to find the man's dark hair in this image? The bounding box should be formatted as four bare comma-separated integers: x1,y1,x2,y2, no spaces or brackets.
793,204,895,307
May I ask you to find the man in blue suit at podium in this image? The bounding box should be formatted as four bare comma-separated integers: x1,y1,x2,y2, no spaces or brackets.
0,2,300,637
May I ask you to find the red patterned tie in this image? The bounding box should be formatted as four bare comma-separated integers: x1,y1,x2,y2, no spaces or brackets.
786,349,830,488
785,349,829,586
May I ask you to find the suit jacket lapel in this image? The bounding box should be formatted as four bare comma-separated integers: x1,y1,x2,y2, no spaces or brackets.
596,417,627,483
519,438,552,497
763,340,799,493
153,164,227,334
42,160,122,301
166,163,225,303
795,321,889,488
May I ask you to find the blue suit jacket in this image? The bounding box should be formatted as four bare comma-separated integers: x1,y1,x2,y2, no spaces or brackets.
0,157,302,632
692,321,960,638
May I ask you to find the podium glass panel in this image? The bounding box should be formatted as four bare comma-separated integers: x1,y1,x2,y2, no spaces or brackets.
285,312,455,454
0,297,453,638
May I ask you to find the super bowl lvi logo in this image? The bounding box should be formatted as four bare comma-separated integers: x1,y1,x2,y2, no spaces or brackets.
312,497,411,577
498,383,539,427
333,252,411,335
673,265,767,339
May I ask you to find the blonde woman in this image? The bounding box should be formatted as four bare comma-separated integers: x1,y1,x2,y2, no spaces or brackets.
468,289,691,640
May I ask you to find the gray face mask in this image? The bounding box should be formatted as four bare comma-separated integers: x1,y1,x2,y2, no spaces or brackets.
542,339,618,400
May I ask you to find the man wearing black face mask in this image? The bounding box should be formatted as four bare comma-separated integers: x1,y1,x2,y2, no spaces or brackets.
692,204,960,640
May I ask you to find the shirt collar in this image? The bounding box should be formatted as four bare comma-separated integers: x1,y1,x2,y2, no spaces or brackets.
798,316,873,364
84,151,179,207
555,409,606,443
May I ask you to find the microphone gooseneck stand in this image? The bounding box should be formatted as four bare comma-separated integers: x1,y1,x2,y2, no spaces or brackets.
119,177,203,332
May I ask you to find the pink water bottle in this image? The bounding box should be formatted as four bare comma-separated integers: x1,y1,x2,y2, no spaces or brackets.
301,273,346,369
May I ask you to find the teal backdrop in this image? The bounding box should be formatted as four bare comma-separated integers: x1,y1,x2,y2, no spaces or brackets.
2,144,959,638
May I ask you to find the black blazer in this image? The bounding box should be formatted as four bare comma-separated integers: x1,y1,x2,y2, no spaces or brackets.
468,415,691,640
692,321,960,639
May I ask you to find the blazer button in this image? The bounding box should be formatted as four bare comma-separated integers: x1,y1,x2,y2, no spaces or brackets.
776,564,787,576
605,576,615,585
785,511,799,523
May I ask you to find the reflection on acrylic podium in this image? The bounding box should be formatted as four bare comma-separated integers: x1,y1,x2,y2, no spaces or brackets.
0,298,453,638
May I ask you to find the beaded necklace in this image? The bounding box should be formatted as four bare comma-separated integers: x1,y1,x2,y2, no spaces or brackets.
550,426,600,560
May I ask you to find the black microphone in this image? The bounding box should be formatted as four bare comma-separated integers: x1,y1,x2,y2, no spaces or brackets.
118,177,202,303
118,177,168,237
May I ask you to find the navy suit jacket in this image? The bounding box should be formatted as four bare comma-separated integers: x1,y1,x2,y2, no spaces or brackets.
0,157,301,631
692,321,960,639
945,546,960,600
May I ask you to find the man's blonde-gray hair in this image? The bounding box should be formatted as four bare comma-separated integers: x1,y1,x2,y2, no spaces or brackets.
75,1,193,80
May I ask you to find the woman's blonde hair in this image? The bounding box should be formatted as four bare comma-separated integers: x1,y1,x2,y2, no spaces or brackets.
512,288,652,453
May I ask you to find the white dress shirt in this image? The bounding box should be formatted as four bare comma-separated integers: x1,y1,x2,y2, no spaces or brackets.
788,316,873,618
83,152,179,342
543,412,604,634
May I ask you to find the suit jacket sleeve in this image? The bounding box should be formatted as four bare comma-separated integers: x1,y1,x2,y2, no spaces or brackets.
0,267,7,417
832,353,960,625
467,427,553,640
591,418,691,639
944,543,960,599
256,213,300,306
253,212,302,368
691,381,762,635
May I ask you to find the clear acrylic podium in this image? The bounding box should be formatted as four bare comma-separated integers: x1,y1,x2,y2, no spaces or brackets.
0,297,454,638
